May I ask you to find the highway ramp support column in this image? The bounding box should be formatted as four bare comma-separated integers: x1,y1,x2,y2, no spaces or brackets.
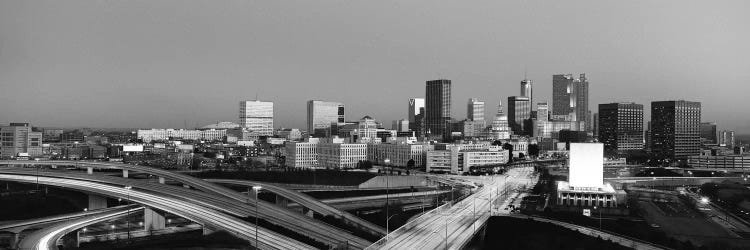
8,233,19,249
144,207,166,231
87,194,107,210
122,169,128,178
158,177,165,184
202,225,217,236
302,207,314,218
275,194,289,207
87,167,93,175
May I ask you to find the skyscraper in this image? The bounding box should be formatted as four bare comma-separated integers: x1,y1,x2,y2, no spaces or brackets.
507,96,531,135
598,103,644,154
239,100,274,136
700,122,718,144
719,130,735,149
552,74,589,129
0,123,43,158
425,79,452,140
520,79,533,107
650,100,701,161
307,100,345,137
467,98,485,121
408,98,425,123
536,102,549,122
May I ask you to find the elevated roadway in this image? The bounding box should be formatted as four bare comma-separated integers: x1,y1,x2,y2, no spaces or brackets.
369,167,536,250
0,164,373,249
17,205,142,250
207,179,386,237
0,173,325,250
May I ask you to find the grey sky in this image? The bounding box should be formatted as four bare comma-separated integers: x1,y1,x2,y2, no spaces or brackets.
1,1,748,133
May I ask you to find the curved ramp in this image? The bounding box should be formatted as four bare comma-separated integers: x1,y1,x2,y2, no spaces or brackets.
208,179,387,238
0,173,316,250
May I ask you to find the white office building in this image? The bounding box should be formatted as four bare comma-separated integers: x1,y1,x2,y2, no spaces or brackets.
556,143,619,208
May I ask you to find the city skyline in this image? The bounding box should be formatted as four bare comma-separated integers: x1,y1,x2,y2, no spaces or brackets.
1,1,749,133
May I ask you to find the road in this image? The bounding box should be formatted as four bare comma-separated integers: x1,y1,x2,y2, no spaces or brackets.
208,179,387,237
0,163,373,249
0,206,133,233
686,190,750,236
0,173,320,250
17,205,142,250
368,167,537,250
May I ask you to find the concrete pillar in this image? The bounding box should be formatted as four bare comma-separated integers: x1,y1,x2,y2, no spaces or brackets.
302,207,314,218
275,195,288,207
8,232,19,249
87,167,93,175
202,225,217,236
158,177,165,184
144,207,166,231
122,169,129,178
249,188,259,198
88,194,107,210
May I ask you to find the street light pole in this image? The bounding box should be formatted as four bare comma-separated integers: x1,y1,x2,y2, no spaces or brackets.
35,159,39,193
384,158,390,237
252,186,262,249
124,186,132,241
443,212,448,250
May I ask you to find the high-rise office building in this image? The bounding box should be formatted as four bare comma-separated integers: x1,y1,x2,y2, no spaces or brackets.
307,100,345,137
592,113,599,138
520,79,533,107
719,130,735,149
392,119,410,132
425,79,452,139
650,100,701,161
0,123,43,158
536,102,549,122
507,96,531,135
408,98,425,136
467,98,485,121
408,98,425,123
239,100,274,136
700,122,718,144
552,74,589,130
598,103,644,154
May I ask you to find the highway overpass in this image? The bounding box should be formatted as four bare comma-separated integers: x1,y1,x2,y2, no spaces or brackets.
0,173,315,250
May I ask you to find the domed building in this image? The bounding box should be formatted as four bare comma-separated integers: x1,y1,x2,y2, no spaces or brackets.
489,101,512,140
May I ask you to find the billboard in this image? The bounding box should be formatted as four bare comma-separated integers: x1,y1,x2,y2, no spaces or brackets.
568,143,603,188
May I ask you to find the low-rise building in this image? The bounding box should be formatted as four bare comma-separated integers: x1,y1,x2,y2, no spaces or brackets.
368,142,433,168
426,143,508,174
318,142,368,169
284,138,320,168
1,123,43,158
688,154,750,169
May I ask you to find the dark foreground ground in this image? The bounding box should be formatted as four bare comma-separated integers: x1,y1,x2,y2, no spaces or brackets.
472,216,630,250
